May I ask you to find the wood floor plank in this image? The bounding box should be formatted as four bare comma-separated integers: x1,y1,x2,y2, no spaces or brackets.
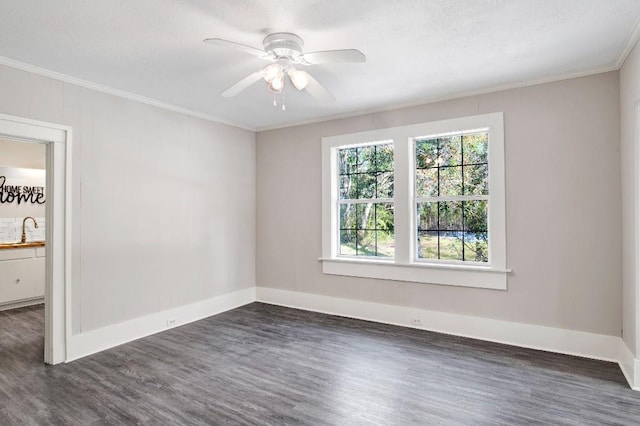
1,302,639,425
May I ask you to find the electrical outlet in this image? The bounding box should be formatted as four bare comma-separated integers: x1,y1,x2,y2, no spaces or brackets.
166,318,177,328
411,317,422,326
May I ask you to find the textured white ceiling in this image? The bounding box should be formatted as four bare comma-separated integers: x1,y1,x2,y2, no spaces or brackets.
0,0,639,130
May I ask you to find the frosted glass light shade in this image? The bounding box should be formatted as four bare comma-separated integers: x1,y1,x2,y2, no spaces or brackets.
288,68,309,90
267,73,285,93
263,63,283,82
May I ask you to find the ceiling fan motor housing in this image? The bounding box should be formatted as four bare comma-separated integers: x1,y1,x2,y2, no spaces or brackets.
263,32,304,59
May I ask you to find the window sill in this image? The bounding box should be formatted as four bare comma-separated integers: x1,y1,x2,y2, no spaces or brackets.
318,257,509,290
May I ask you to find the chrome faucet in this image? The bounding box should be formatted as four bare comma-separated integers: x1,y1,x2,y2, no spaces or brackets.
21,216,38,243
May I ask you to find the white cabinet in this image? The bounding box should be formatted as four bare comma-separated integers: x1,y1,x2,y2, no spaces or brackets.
0,247,45,307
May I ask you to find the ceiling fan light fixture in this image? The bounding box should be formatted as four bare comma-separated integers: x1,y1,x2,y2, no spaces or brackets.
262,63,283,82
288,68,309,90
267,73,285,93
208,31,362,104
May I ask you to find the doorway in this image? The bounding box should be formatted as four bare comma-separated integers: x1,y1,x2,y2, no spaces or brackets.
0,113,71,364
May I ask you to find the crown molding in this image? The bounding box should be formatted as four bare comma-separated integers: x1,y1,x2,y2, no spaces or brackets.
615,15,640,69
0,56,255,132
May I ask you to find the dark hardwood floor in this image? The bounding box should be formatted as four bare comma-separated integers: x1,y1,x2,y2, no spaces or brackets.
1,302,639,425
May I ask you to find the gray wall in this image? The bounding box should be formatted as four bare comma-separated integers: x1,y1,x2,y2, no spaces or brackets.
257,71,622,336
0,64,256,334
621,39,640,356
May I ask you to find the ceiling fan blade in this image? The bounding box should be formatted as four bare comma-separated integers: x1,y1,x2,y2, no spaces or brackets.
304,73,336,102
221,72,263,97
203,38,268,58
302,49,366,64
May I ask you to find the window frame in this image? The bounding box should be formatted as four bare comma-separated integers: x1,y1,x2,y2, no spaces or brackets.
321,112,508,290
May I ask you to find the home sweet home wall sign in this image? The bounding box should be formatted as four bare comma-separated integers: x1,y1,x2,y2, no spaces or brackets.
0,168,46,205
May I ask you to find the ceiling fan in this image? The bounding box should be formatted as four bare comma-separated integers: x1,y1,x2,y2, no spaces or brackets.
204,32,366,107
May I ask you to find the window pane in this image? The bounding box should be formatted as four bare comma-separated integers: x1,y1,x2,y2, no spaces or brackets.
415,201,488,262
339,148,357,175
375,203,395,257
364,202,394,228
439,231,463,261
340,230,357,256
357,146,375,173
375,203,395,233
376,230,395,257
463,200,488,234
416,168,438,197
377,171,394,199
357,203,374,229
463,232,488,262
439,135,462,166
463,164,488,196
462,132,488,165
340,175,358,199
355,229,394,257
356,229,376,256
417,231,438,259
339,204,357,230
377,144,394,172
417,202,438,231
439,201,463,231
416,139,438,169
339,143,394,201
355,173,376,199
439,166,463,196
355,229,395,257
339,202,394,257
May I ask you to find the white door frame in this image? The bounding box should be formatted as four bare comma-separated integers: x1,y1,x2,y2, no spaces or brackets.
636,100,640,359
0,113,72,364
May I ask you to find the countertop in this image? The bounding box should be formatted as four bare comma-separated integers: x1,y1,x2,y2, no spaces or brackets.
0,241,45,250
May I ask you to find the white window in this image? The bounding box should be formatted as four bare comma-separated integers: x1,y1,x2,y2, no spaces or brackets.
337,141,395,258
321,112,508,290
414,131,489,264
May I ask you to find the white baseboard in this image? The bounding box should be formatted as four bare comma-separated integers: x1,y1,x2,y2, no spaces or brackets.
0,297,44,312
620,340,640,390
256,287,639,389
66,287,256,362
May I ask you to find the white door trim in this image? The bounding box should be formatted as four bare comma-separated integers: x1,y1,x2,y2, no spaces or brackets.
0,112,72,364
636,100,640,358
